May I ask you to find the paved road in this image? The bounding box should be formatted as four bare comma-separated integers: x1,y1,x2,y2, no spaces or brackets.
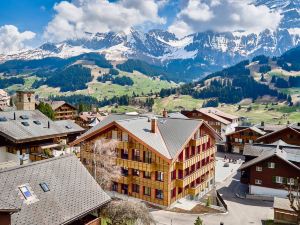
151,172,273,225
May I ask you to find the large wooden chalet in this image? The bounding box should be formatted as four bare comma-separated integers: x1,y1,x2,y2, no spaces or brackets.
70,114,221,206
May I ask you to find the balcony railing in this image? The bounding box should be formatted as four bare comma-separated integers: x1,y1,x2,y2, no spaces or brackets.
116,158,155,172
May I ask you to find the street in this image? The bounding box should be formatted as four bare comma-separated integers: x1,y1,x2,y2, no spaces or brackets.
151,154,273,225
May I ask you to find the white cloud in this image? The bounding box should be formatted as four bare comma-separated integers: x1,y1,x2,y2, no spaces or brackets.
168,0,283,37
0,25,36,54
44,0,166,42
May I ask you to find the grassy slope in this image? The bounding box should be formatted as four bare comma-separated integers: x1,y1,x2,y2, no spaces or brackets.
5,67,176,100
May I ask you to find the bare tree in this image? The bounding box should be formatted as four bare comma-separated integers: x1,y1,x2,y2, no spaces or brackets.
287,184,300,225
101,200,156,225
89,138,121,190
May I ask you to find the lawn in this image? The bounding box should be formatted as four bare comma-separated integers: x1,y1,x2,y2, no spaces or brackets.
13,69,177,101
153,95,204,113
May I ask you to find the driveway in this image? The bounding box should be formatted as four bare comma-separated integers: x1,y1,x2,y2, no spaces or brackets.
151,154,273,225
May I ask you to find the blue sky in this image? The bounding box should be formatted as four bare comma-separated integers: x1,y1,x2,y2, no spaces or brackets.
0,0,282,53
0,0,179,36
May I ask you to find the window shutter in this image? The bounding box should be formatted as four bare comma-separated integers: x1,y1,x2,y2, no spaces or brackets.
283,177,287,184
272,176,276,183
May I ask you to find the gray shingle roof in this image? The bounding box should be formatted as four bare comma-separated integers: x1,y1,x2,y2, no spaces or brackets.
243,140,300,163
0,155,110,225
0,110,84,143
73,114,219,160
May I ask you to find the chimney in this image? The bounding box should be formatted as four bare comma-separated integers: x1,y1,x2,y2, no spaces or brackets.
48,121,50,129
13,112,16,120
151,117,158,133
162,108,168,118
261,121,264,127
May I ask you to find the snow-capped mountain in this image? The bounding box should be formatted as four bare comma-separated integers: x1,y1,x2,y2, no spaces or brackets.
0,0,300,79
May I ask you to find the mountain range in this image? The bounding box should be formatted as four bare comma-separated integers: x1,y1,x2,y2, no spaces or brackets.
0,0,300,81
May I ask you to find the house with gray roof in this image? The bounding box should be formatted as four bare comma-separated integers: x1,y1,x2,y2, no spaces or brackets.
0,155,110,225
70,114,221,206
239,140,300,198
0,110,84,165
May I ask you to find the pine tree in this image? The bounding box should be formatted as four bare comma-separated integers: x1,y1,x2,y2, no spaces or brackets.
194,216,203,225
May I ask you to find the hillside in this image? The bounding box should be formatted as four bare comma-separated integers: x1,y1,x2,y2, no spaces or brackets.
159,45,300,105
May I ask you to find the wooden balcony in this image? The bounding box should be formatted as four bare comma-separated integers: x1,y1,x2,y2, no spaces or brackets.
190,135,209,147
132,176,167,189
118,175,132,184
116,158,155,172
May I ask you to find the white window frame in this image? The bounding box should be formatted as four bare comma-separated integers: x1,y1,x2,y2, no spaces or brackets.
249,140,253,144
235,138,238,143
255,179,262,185
256,166,262,172
287,178,295,185
276,176,283,184
268,162,275,169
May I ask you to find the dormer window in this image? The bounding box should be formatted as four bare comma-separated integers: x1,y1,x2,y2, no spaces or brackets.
21,121,30,126
20,115,29,120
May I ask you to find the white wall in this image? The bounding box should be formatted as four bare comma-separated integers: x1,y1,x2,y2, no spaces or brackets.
249,185,290,198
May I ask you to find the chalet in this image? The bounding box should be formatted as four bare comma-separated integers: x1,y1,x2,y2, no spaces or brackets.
226,126,266,153
0,110,84,163
75,112,107,129
70,114,221,206
182,107,239,141
0,155,110,225
256,124,300,146
37,101,77,121
239,140,300,198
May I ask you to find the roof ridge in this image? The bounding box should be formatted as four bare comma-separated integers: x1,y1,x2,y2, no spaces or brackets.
0,155,74,174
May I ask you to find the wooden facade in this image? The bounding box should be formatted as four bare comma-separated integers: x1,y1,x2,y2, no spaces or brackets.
226,127,265,153
240,155,300,192
256,127,300,146
53,103,77,121
78,122,217,207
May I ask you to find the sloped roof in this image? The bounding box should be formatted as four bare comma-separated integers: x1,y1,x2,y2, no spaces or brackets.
38,101,76,111
240,145,300,171
256,126,300,143
274,197,295,211
196,108,231,125
243,140,300,162
0,199,19,212
0,110,84,143
226,126,266,136
0,155,110,225
72,114,221,160
167,112,188,119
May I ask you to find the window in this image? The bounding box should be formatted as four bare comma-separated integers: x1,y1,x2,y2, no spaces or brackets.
144,151,152,164
121,167,129,176
256,166,262,172
132,184,139,193
132,149,140,161
156,171,163,182
112,130,118,140
156,189,163,199
40,183,50,192
249,140,253,144
19,185,32,199
276,176,283,184
122,132,128,142
133,169,140,176
255,179,262,185
171,170,176,180
144,187,151,196
144,171,151,179
287,178,295,185
234,138,238,143
239,139,243,143
268,162,275,169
